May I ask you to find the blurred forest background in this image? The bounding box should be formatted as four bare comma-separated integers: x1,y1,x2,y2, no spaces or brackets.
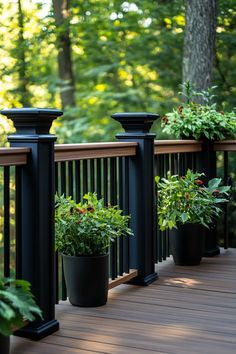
0,0,236,145
0,0,236,265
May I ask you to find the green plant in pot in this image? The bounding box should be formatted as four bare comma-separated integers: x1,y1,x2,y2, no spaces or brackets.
155,169,230,265
0,278,42,354
55,192,133,307
161,82,236,140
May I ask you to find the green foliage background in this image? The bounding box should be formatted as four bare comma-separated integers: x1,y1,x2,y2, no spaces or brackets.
0,0,235,145
0,0,236,256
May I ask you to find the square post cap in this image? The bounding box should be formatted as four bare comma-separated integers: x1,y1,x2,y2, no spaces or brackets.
1,108,63,134
111,112,159,133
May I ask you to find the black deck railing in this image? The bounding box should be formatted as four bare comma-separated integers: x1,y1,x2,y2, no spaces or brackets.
154,140,202,262
214,141,236,248
54,142,137,301
0,108,235,340
0,148,30,279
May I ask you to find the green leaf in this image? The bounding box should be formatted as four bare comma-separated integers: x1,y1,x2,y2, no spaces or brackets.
208,178,221,190
180,212,188,223
218,186,231,193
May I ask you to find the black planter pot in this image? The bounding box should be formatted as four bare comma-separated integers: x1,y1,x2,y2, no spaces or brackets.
0,334,10,354
62,253,109,307
170,224,205,266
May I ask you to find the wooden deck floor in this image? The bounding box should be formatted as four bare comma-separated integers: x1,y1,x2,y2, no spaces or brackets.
11,248,236,354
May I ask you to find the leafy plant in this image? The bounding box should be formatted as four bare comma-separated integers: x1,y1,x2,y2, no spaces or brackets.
55,192,133,256
0,278,42,336
155,169,230,231
161,83,236,140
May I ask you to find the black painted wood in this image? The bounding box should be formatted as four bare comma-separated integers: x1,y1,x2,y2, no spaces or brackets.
15,166,22,279
196,140,220,257
223,151,229,249
112,112,159,285
3,166,10,278
4,108,62,339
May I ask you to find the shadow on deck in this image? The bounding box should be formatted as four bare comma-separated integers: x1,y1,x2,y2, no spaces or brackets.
11,248,236,354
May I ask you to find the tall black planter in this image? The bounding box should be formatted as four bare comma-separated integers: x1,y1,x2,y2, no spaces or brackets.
62,254,109,307
170,224,205,266
0,334,10,354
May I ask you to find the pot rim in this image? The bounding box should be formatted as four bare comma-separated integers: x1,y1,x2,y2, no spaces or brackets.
62,253,108,260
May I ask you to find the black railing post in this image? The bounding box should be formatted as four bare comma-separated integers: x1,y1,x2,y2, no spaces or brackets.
196,139,220,256
2,108,63,339
111,112,159,285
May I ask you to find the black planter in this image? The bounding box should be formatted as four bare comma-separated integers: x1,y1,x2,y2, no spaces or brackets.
170,224,205,265
0,334,10,354
62,253,109,307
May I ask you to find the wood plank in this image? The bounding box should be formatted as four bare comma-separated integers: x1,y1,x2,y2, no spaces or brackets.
0,147,30,166
55,142,137,161
214,140,236,151
154,140,202,155
109,269,138,289
12,248,236,354
11,336,105,354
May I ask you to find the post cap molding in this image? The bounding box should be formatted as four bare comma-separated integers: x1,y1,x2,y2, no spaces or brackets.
111,112,159,133
1,108,63,135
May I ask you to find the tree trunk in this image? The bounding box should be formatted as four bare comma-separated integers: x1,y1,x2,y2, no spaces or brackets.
18,0,31,106
182,0,217,92
52,0,76,109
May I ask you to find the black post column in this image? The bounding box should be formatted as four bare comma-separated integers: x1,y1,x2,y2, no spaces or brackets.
196,139,220,256
111,112,159,285
2,108,63,339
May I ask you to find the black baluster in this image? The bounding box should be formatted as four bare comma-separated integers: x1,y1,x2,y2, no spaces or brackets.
96,159,102,199
90,160,95,193
103,159,108,205
110,158,117,279
68,161,73,198
82,160,88,196
15,166,22,279
4,166,10,278
60,162,66,196
118,157,124,276
75,161,81,203
223,151,229,249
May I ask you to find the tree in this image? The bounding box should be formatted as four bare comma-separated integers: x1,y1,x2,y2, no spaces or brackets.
215,0,236,109
182,0,218,91
52,0,76,109
1,0,236,144
17,0,31,106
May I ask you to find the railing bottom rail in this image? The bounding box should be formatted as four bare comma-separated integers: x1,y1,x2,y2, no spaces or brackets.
108,269,138,290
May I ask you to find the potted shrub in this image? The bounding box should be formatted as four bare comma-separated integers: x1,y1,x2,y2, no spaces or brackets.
0,278,42,354
155,169,230,265
55,192,133,307
161,82,236,140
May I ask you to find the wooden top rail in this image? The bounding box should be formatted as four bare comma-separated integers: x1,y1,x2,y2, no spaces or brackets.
154,140,202,154
55,142,138,162
0,147,30,166
214,140,236,151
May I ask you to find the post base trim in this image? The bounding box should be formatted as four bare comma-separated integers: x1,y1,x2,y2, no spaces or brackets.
203,246,220,257
126,272,158,286
13,320,59,340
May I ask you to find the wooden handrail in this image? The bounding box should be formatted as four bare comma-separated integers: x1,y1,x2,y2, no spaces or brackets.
0,147,30,166
214,140,236,151
55,142,137,162
154,140,202,154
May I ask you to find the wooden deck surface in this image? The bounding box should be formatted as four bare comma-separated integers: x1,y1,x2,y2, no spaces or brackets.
11,248,236,354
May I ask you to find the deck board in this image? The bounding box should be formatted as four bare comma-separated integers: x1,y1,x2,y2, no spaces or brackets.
11,248,236,354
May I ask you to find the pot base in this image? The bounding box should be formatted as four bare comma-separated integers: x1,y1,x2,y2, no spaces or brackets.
0,334,10,354
170,224,205,266
62,254,109,307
